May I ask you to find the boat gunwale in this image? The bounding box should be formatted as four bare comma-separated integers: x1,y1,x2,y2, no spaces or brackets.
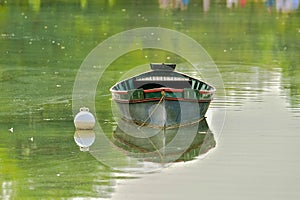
109,66,216,93
111,87,215,94
112,96,213,104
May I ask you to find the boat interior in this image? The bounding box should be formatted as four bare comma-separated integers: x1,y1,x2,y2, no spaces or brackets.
112,71,213,92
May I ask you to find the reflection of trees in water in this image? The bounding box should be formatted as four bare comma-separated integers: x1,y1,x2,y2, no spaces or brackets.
282,64,300,111
275,14,300,111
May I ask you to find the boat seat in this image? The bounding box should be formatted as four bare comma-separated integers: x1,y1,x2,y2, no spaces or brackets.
134,80,192,90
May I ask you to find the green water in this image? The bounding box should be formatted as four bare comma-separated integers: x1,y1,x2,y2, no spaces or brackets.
1,0,299,199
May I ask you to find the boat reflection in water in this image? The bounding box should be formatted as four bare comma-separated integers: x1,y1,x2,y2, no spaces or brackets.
112,118,216,163
74,130,95,152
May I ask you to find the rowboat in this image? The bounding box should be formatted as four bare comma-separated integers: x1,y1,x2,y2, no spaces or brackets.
110,63,215,129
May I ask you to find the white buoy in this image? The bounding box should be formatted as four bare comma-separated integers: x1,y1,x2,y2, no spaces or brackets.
74,130,95,152
74,107,95,130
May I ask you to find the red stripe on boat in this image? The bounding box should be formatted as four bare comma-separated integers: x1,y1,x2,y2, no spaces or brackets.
113,97,212,104
199,90,213,94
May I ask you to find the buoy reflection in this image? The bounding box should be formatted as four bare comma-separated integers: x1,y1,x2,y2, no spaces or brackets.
74,130,95,152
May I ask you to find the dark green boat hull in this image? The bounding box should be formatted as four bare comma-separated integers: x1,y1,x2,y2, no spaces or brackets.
114,99,211,128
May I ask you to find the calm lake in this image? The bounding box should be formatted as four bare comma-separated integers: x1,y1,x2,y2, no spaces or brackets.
1,0,300,199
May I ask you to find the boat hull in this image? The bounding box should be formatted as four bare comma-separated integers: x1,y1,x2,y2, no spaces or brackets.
114,98,211,128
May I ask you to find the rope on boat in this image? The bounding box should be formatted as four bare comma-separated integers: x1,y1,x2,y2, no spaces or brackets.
118,90,206,162
138,91,165,129
134,91,166,161
165,117,205,129
129,116,205,130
